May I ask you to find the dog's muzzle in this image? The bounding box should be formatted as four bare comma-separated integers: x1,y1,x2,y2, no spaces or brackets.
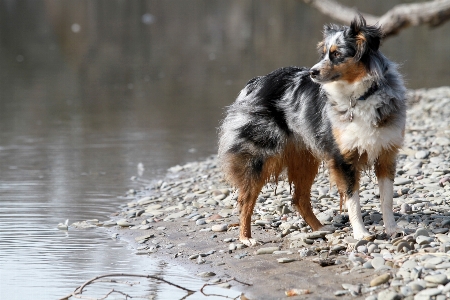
309,68,320,79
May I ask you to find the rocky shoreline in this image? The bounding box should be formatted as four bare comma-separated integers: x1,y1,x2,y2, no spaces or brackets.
73,87,450,300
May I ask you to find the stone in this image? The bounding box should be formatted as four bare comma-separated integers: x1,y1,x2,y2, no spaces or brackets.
368,243,379,254
416,236,433,245
334,290,349,296
414,228,430,238
211,224,228,232
116,219,132,227
400,203,412,214
424,274,448,284
377,290,401,300
196,272,216,277
255,247,279,255
415,150,430,159
397,241,412,252
433,137,450,146
426,256,443,265
196,219,206,225
277,257,295,263
414,288,442,298
401,259,417,270
370,213,383,223
371,257,386,269
394,178,412,186
370,273,391,287
436,234,450,243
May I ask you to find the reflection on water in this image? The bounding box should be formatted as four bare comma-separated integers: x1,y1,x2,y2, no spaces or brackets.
0,0,449,299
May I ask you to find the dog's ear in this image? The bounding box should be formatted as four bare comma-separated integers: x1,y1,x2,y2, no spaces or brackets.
349,14,383,61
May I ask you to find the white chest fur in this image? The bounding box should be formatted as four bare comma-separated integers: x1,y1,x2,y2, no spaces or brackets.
324,81,404,163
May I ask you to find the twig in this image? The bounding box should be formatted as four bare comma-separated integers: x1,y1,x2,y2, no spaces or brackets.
200,277,252,299
60,273,195,300
95,279,139,286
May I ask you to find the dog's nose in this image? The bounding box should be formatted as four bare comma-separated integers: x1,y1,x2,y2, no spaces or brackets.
310,68,320,78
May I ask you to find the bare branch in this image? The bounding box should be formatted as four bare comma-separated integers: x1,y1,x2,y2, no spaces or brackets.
303,0,450,38
302,0,378,25
59,273,195,300
200,277,253,299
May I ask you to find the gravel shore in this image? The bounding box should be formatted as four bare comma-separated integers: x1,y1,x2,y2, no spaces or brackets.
74,87,450,300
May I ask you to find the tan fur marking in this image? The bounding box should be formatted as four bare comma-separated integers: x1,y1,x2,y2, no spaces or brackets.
356,33,366,44
329,44,338,53
335,59,367,83
317,41,325,53
374,148,399,180
332,128,343,148
284,145,322,230
315,58,367,84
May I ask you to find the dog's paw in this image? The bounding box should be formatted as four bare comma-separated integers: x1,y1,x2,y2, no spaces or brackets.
240,237,259,247
353,229,375,241
386,226,407,239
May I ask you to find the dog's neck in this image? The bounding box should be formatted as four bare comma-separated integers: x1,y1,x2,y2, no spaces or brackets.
322,77,376,105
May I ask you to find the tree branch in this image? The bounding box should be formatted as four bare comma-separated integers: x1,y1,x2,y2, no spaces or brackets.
303,0,450,38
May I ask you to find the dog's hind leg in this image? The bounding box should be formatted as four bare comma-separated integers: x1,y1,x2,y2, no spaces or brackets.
287,150,323,230
231,155,275,247
237,185,263,247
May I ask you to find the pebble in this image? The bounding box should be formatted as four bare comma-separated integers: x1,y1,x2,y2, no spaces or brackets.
424,274,448,284
370,273,391,287
371,257,386,269
116,219,132,227
377,289,401,300
277,257,295,263
211,224,228,232
255,247,279,255
196,219,206,225
196,272,216,278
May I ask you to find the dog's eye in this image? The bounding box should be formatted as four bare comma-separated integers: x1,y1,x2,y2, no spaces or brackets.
332,51,341,58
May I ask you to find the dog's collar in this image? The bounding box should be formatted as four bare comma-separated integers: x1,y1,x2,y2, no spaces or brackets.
356,82,379,101
345,82,379,122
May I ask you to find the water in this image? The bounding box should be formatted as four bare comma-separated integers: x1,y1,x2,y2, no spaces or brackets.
0,1,449,299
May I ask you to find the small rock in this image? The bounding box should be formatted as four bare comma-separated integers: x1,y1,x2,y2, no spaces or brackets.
277,257,295,263
424,274,448,285
394,178,412,186
255,247,280,255
415,150,430,159
414,228,430,238
371,257,386,269
378,289,401,300
370,273,391,287
197,272,216,277
117,219,132,227
196,219,206,225
414,287,442,298
334,290,349,296
211,224,228,232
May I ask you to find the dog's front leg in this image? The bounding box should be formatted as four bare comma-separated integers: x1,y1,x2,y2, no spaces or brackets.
375,149,402,237
329,159,372,240
345,189,373,240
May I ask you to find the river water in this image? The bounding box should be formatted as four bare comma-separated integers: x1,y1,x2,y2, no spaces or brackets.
0,1,449,299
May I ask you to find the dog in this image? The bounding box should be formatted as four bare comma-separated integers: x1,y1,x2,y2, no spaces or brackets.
218,15,406,246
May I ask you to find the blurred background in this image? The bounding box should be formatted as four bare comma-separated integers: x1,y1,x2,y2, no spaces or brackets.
0,1,449,299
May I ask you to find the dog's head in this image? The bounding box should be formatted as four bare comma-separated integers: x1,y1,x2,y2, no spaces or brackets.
310,15,383,84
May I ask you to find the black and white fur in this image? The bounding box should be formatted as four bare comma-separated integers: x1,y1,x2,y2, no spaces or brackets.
218,16,406,246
